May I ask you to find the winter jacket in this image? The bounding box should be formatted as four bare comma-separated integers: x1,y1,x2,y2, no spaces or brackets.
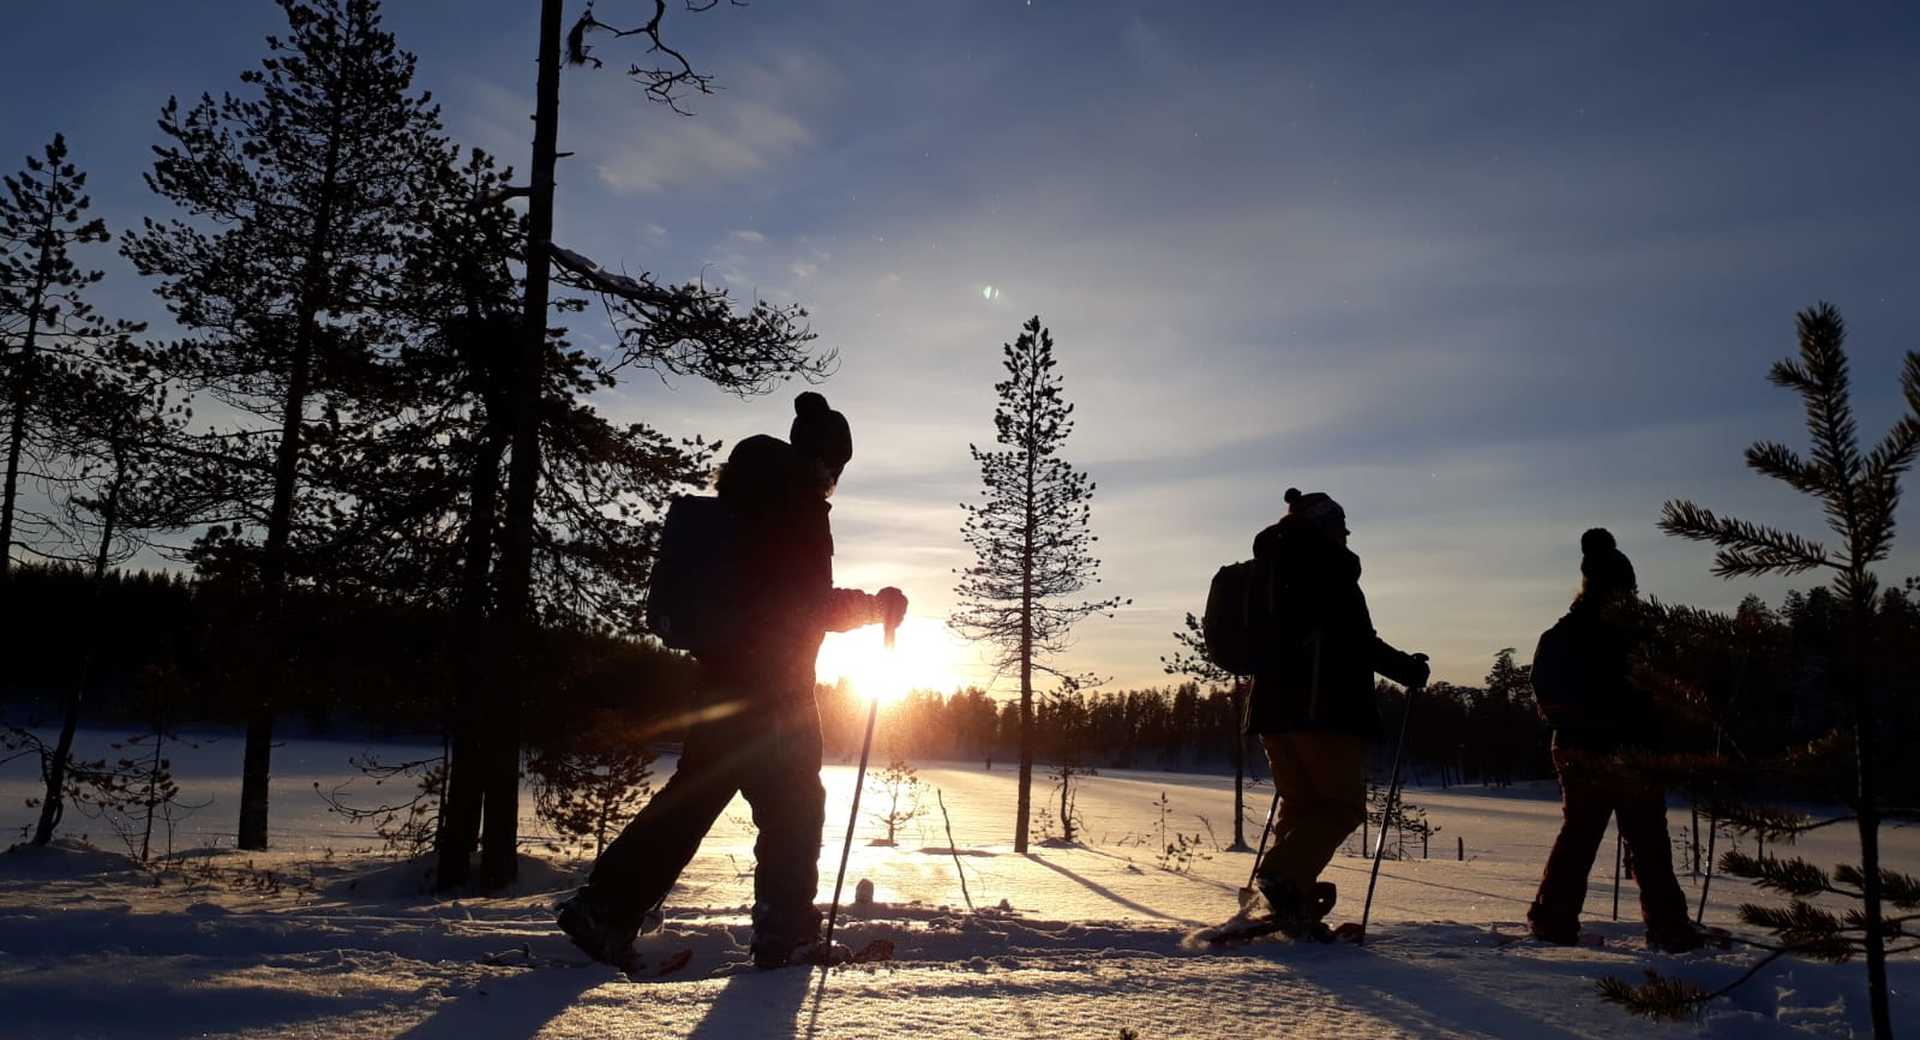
1244,520,1424,739
1536,601,1656,754
705,473,883,696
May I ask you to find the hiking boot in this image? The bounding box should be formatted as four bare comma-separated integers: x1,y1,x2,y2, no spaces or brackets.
555,890,638,966
1255,878,1338,941
752,934,847,969
1646,923,1708,954
1524,904,1579,946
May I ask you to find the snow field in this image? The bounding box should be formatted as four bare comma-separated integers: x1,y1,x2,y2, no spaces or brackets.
1,732,1914,1038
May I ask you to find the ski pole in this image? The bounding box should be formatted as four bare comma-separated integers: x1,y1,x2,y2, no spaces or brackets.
1356,678,1422,946
825,616,895,951
1612,828,1623,921
1239,787,1282,909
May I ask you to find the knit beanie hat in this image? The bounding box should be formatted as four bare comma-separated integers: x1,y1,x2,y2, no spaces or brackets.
1580,528,1637,595
1283,487,1346,536
790,391,852,482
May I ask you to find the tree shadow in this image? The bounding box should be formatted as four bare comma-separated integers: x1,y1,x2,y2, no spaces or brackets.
1023,852,1205,926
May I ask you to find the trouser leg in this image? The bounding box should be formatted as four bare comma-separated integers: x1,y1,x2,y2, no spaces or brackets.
585,711,742,930
1615,784,1690,933
741,698,827,944
1529,749,1614,931
1257,732,1369,888
1255,734,1310,883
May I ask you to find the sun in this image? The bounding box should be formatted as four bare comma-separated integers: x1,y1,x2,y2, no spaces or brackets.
815,616,969,705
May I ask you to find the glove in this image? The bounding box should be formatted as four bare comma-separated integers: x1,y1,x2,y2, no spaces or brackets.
875,586,909,629
1405,652,1431,689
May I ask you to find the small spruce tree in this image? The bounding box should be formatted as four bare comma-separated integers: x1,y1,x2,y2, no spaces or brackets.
1608,303,1920,1036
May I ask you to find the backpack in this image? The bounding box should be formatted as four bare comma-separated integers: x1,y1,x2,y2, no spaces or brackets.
1202,558,1290,676
646,495,744,657
1530,615,1589,728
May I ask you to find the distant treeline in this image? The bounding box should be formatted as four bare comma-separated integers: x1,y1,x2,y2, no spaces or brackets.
6,563,1916,801
0,562,699,750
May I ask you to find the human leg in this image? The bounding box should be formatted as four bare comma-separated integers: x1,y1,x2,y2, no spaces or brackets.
1528,749,1615,940
741,697,828,963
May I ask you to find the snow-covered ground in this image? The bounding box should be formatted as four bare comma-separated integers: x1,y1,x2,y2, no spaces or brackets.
2,731,1914,1039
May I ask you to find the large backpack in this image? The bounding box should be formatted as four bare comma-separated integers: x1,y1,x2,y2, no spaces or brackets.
646,495,744,657
1202,558,1289,676
1529,615,1589,728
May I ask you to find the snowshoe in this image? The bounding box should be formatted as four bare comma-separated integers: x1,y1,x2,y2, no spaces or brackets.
555,891,640,967
1191,881,1338,947
1647,923,1732,954
767,938,852,969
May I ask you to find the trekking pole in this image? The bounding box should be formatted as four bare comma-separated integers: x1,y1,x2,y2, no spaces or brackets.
1356,678,1422,946
825,615,896,951
1612,828,1623,921
1238,786,1283,909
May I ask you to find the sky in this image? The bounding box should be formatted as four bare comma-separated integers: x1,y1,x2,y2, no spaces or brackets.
4,1,1919,695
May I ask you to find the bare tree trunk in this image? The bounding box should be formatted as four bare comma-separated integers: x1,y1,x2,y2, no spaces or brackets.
31,449,123,845
434,426,507,890
0,200,54,588
239,77,347,851
1013,404,1036,854
1228,681,1250,851
1849,616,1892,1039
482,0,566,888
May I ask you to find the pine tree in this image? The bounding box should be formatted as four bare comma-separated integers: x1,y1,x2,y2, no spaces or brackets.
1162,613,1252,850
0,134,144,586
951,316,1125,853
24,351,183,846
120,0,449,850
1630,302,1920,1036
460,0,826,887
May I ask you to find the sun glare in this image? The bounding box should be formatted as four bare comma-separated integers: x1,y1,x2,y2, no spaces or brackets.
815,616,969,705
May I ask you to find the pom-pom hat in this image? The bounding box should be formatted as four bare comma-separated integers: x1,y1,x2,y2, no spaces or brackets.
790,391,852,481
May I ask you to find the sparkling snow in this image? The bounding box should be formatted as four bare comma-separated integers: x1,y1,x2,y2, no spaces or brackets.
1,731,1914,1039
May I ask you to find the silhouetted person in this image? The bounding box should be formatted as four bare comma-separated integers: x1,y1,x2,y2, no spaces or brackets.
1526,528,1703,952
1247,488,1428,939
557,393,908,969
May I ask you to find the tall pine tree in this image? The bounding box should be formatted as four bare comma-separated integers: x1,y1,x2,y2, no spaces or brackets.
952,316,1124,853
120,0,447,849
0,134,144,587
1651,302,1920,1038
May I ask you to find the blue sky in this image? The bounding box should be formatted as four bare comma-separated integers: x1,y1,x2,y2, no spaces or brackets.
5,2,1919,692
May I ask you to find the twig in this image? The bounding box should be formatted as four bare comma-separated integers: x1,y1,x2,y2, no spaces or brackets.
937,788,974,912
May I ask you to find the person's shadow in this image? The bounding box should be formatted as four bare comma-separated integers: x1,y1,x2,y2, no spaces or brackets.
686,964,814,1040
390,969,600,1040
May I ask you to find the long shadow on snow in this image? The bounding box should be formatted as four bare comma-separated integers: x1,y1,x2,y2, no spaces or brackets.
676,963,813,1040
391,969,600,1040
1023,852,1206,927
1213,923,1617,1040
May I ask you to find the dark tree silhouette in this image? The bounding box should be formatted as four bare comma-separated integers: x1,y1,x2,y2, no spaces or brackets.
24,353,183,846
1628,303,1920,1037
951,316,1124,853
471,0,827,887
1163,612,1252,850
120,0,448,850
0,134,144,585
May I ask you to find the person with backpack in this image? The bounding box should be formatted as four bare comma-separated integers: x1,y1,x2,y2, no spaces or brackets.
1242,488,1429,940
1525,528,1704,952
556,392,909,969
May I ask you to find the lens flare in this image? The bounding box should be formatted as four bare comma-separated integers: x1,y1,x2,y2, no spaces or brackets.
815,616,968,704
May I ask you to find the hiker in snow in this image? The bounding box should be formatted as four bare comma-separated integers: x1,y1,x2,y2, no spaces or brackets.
1245,488,1428,940
557,392,909,969
1525,529,1704,953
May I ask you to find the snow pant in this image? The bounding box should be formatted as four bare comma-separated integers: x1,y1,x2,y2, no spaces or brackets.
583,687,826,944
1528,747,1689,935
1254,731,1369,890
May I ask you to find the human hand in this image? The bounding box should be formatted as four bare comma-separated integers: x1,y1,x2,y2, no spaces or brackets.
1408,652,1431,689
876,586,909,629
